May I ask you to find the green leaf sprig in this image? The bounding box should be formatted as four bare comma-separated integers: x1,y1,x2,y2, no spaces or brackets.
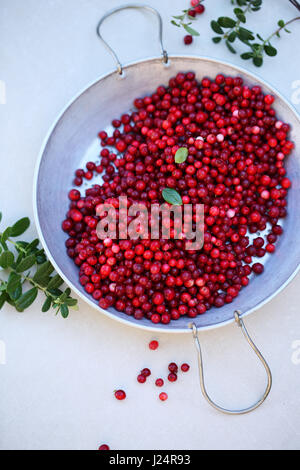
171,2,203,37
211,0,300,67
0,213,78,317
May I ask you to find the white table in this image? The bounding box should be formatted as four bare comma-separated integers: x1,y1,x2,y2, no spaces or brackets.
1,0,300,450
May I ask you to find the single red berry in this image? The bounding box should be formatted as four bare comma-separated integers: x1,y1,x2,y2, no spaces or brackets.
252,263,264,275
181,363,190,372
137,374,146,383
195,4,205,14
98,444,110,450
168,372,177,382
155,378,164,387
159,392,168,401
168,362,178,373
114,389,126,400
149,340,159,350
184,35,193,45
141,368,151,377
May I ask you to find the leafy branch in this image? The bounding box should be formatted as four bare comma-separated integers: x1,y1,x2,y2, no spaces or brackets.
171,2,203,37
211,0,300,67
0,212,77,317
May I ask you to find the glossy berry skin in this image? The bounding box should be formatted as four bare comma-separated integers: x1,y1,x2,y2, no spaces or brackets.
168,373,177,382
137,374,146,383
184,35,193,45
168,362,178,373
114,389,126,400
98,444,110,450
149,340,159,350
181,363,190,372
159,392,168,401
155,378,164,387
141,368,151,377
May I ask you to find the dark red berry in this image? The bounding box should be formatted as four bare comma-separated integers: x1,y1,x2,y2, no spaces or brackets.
184,35,193,45
168,372,177,382
168,362,178,373
137,374,146,383
155,378,164,387
141,368,151,377
98,444,110,450
181,363,190,372
149,340,159,350
114,389,126,400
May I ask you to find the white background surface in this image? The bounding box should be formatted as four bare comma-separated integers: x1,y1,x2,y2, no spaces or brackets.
1,0,300,450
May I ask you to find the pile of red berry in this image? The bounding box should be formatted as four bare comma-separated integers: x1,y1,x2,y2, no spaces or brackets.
62,71,293,325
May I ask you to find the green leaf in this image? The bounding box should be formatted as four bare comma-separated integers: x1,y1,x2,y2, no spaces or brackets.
226,40,236,54
253,56,263,67
16,254,36,273
278,20,285,28
47,274,64,290
1,227,12,249
171,20,180,27
211,21,224,35
0,292,7,310
65,298,78,307
10,218,30,237
234,8,246,23
25,239,40,253
15,287,38,311
0,212,2,224
172,14,185,20
212,36,222,43
228,31,237,42
182,24,199,36
175,147,188,164
162,188,183,206
60,304,69,318
42,297,52,312
218,17,236,28
33,261,54,286
238,27,255,41
256,33,264,42
0,250,14,269
264,45,277,57
7,272,22,301
241,52,254,60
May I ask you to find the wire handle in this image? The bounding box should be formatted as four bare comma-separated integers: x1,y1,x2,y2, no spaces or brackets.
189,311,272,415
96,3,168,75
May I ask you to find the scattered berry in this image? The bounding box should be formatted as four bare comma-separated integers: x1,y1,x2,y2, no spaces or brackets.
155,378,164,387
168,372,178,382
159,392,168,401
114,389,126,400
141,368,151,377
181,363,190,372
168,362,178,373
98,444,110,450
184,35,193,45
149,340,159,350
137,374,146,383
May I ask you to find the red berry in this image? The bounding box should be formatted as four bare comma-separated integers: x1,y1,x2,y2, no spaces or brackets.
137,374,146,383
98,444,110,450
184,35,193,45
149,340,159,350
141,368,151,377
155,378,164,387
168,362,178,373
168,372,177,382
159,392,168,401
114,389,126,400
181,363,190,372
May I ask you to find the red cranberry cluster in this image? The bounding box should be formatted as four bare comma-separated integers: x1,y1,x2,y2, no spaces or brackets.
62,71,293,325
184,1,205,45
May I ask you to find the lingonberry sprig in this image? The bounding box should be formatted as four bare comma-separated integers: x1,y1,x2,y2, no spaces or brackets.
240,15,300,66
0,212,78,317
212,0,300,66
171,0,205,45
211,0,262,56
